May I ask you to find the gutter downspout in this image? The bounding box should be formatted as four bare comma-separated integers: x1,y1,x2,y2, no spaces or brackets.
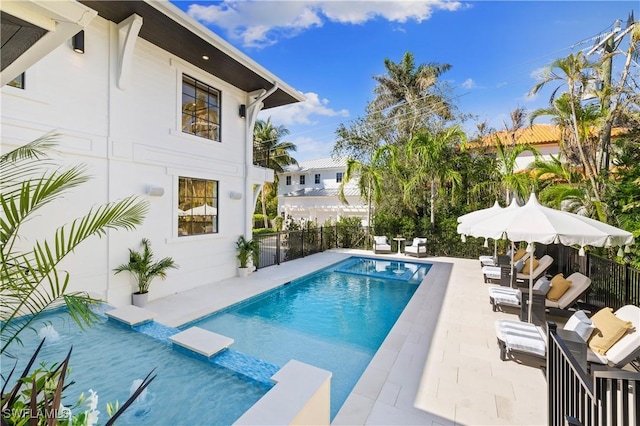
244,82,278,240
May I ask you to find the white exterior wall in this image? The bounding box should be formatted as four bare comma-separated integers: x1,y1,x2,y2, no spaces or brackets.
515,145,559,171
1,15,255,306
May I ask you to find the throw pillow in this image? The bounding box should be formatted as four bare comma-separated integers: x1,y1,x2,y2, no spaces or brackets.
513,248,527,261
563,310,596,342
521,257,540,275
588,307,634,355
533,277,551,296
374,236,387,245
514,259,525,273
547,274,572,301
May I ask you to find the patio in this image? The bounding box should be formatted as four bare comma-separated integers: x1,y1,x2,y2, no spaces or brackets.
146,250,548,425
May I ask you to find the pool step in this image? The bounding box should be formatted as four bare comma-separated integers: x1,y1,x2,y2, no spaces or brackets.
169,326,234,357
105,305,156,326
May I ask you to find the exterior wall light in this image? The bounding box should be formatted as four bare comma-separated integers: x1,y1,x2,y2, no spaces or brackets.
72,31,85,54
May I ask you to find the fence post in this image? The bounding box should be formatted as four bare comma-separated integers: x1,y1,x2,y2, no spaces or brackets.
276,231,281,265
625,262,631,305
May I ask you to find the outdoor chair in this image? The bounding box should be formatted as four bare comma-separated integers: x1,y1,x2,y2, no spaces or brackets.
495,305,640,370
373,236,392,254
482,254,552,286
404,237,427,258
488,272,591,313
479,247,527,268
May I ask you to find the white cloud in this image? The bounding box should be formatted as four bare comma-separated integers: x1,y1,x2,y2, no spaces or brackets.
258,91,349,126
187,0,463,48
461,78,475,89
496,81,507,88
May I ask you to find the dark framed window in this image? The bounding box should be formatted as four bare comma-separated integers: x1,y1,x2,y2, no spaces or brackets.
181,74,220,141
286,176,291,185
178,177,218,236
336,172,343,183
8,73,25,89
314,174,320,184
299,175,305,185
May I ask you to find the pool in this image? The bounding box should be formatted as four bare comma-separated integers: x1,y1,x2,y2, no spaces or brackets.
182,256,431,418
1,306,272,425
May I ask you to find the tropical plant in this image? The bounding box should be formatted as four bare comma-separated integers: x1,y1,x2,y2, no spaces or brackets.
113,238,179,294
253,117,297,227
1,133,148,353
338,154,385,234
1,338,155,425
235,236,259,269
406,125,466,226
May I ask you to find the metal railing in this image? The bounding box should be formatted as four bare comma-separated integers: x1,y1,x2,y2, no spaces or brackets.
547,323,640,426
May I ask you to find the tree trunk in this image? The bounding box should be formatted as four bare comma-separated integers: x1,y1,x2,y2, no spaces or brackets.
430,178,436,226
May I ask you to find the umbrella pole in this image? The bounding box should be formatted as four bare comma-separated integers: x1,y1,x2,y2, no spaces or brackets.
528,242,535,323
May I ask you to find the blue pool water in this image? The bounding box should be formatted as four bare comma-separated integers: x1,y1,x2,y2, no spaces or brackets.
1,307,271,425
183,256,430,418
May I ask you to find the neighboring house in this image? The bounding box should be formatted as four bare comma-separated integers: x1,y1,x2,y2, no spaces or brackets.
1,0,303,306
475,124,628,171
277,158,369,226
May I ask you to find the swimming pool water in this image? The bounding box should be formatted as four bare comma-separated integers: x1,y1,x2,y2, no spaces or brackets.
184,256,429,418
1,309,270,425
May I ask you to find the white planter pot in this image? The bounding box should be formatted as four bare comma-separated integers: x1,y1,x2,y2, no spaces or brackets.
237,267,249,278
132,292,149,307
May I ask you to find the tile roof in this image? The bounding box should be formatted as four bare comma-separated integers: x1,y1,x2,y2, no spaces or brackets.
474,124,628,148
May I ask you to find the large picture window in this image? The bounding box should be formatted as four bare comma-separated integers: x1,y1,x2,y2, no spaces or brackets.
181,75,220,141
178,177,218,236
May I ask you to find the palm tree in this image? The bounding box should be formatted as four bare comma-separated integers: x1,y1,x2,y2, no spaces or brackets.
406,126,466,226
1,133,148,352
529,52,605,218
253,118,297,228
338,150,386,233
371,51,452,142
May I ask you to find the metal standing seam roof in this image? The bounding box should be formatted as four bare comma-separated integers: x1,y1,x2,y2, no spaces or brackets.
282,187,361,198
283,158,347,172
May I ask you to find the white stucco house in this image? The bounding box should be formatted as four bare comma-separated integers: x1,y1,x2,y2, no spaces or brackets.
277,158,369,226
1,0,303,306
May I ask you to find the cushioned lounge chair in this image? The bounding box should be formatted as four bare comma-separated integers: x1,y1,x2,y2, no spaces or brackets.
488,272,591,313
495,305,640,369
482,254,552,285
373,236,392,254
404,237,427,258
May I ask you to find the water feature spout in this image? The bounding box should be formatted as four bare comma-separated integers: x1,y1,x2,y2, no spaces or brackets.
38,324,60,342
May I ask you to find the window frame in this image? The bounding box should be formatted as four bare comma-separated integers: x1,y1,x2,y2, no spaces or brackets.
181,74,222,142
314,174,321,184
336,172,343,183
299,175,305,185
286,176,292,185
178,176,219,237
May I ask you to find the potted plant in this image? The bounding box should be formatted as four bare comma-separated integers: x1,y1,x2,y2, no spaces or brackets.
114,238,179,307
236,235,259,278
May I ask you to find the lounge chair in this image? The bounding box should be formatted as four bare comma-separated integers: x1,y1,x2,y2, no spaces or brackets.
479,247,528,268
404,237,427,258
495,305,640,369
373,236,392,254
482,254,552,286
488,272,591,313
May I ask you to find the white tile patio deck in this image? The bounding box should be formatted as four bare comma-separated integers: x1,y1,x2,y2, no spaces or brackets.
144,249,547,425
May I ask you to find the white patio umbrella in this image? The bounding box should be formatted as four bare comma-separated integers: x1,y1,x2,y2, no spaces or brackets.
457,198,520,259
462,193,635,322
180,203,217,216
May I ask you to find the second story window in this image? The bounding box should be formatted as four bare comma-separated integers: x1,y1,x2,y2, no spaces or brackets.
181,74,220,141
315,174,320,184
336,172,343,183
286,176,292,185
299,175,305,185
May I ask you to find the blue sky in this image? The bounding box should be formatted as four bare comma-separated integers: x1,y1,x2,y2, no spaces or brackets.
173,1,638,161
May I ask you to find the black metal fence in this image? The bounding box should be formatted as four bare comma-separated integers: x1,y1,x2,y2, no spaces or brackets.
547,323,640,426
254,226,639,311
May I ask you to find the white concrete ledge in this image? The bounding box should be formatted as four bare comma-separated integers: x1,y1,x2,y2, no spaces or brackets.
234,359,332,426
105,305,156,326
169,327,234,357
